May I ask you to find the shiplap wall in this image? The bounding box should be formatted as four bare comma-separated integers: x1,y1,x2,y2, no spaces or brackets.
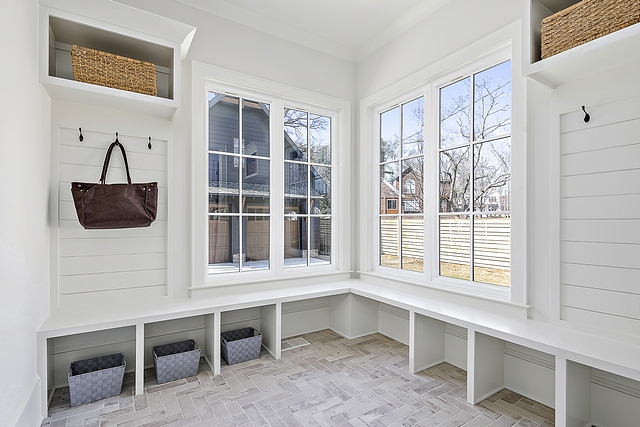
56,126,168,307
560,96,640,334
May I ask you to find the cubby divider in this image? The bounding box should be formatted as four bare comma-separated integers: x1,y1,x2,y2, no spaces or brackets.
559,359,640,427
411,313,446,373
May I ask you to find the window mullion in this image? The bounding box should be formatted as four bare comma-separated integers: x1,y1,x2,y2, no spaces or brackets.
271,99,284,275
238,97,244,272
469,77,475,282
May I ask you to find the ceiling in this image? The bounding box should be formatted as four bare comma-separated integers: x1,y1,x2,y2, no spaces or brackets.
118,0,451,62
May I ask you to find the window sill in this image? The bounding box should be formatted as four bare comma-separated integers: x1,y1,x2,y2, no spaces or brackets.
358,270,529,310
191,267,352,290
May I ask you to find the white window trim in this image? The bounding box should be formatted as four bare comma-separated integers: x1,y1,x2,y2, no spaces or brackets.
191,61,351,289
358,22,527,306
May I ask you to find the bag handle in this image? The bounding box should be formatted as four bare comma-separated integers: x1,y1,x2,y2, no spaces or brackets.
99,136,132,185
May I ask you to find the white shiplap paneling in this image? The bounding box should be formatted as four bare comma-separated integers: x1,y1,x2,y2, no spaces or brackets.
560,99,640,334
57,127,168,305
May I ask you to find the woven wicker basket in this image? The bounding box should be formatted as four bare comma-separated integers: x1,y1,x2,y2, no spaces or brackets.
153,339,201,384
541,0,640,59
68,353,125,406
71,45,158,96
221,327,262,365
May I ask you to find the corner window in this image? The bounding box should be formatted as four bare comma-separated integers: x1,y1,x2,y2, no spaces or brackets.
208,93,271,273
379,97,424,272
438,60,511,286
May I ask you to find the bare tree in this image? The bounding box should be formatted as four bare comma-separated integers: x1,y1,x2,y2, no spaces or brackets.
439,67,511,213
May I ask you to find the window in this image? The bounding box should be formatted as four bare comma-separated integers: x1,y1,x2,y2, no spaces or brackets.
379,97,424,272
208,93,271,273
404,178,416,194
194,63,350,288
284,109,332,267
438,60,511,286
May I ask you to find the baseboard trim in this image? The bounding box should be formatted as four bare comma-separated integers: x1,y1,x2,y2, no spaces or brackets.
592,372,640,399
379,303,409,320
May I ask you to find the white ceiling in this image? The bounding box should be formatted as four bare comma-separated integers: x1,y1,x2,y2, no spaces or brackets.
172,0,451,62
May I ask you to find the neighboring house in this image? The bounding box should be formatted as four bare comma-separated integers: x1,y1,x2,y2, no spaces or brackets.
380,179,399,214
380,163,423,215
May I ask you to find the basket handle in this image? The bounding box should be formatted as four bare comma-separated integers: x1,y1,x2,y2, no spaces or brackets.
99,133,132,185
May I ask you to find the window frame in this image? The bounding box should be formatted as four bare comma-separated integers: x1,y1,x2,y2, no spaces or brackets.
378,95,426,272
191,62,351,289
283,106,333,269
360,35,525,305
207,93,272,274
428,52,514,299
435,59,513,288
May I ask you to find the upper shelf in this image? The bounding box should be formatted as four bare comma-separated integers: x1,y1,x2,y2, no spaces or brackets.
39,4,196,120
523,0,640,88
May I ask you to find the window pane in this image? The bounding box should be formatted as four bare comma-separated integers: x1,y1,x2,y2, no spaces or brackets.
440,215,470,280
209,153,239,214
284,216,307,267
285,162,307,215
242,159,270,213
243,99,270,157
243,216,269,270
209,215,239,273
284,109,307,162
474,61,511,141
380,106,400,162
474,214,510,286
440,147,470,212
208,93,239,153
309,114,331,164
473,138,511,212
402,216,423,272
401,157,423,214
310,165,331,215
380,216,399,268
402,97,424,157
440,78,470,149
380,162,399,214
310,217,331,265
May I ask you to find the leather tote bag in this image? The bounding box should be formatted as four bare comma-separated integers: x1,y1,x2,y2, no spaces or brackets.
71,139,158,229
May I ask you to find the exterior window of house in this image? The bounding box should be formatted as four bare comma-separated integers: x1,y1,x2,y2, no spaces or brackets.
404,178,416,194
208,93,271,273
379,97,424,272
438,60,511,286
284,108,332,267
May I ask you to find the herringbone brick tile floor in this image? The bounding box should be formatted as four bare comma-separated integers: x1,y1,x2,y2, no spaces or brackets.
42,330,555,426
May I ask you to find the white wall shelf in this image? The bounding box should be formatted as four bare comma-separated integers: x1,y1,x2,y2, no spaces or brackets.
523,0,640,88
39,5,195,120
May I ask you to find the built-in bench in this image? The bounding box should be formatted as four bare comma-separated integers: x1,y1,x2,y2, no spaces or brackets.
37,277,640,426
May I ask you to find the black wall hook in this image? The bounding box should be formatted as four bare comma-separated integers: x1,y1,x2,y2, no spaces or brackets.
115,132,119,142
582,106,590,123
78,128,83,142
148,137,152,150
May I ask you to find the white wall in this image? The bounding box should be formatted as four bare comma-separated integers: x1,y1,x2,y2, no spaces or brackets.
0,1,51,425
355,0,520,100
49,101,172,310
108,0,359,297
